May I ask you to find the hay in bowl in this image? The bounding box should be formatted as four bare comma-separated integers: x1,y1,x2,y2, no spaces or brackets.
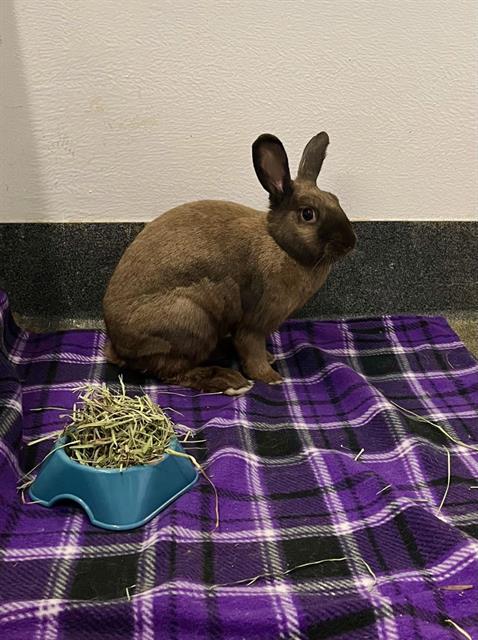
59,380,179,470
26,379,191,471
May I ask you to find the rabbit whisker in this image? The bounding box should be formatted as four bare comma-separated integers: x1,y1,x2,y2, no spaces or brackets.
313,255,328,273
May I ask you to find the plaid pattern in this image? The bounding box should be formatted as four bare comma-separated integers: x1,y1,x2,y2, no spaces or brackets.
0,288,478,640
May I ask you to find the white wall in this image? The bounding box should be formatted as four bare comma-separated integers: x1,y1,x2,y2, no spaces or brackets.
1,0,477,223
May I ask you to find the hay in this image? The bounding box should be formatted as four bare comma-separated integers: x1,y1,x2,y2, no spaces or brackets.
211,556,377,590
212,557,348,588
445,619,472,640
18,440,80,500
29,379,183,469
437,448,451,514
125,584,136,601
164,448,219,529
439,585,473,592
389,401,478,452
376,484,392,496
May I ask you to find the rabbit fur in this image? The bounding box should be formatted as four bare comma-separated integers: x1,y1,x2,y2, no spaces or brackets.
103,132,356,394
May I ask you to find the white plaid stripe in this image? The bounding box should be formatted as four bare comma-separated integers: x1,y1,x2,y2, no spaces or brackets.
237,394,302,639
201,439,478,471
8,352,105,365
380,320,443,510
34,331,108,638
134,519,156,640
21,405,478,440
0,440,22,476
285,324,400,638
36,513,84,639
275,339,466,359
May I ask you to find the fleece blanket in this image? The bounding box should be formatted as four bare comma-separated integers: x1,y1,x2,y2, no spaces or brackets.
0,289,477,640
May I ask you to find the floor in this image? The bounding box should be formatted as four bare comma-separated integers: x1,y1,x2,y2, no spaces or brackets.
13,312,478,359
447,314,478,358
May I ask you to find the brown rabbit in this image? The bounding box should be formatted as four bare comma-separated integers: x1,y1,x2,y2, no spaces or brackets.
103,132,356,394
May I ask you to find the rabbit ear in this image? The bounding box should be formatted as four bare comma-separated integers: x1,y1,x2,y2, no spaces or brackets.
297,132,329,183
252,134,291,198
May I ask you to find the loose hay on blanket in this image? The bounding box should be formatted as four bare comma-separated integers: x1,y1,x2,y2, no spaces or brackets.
445,619,473,640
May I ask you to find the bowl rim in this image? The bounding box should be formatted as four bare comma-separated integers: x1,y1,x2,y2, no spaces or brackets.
52,434,182,475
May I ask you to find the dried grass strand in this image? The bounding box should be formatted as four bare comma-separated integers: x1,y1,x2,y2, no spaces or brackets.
376,484,392,496
29,406,69,412
125,584,136,601
165,448,219,530
444,618,472,640
211,557,348,588
389,401,478,452
18,440,79,486
211,556,377,589
27,431,63,446
437,448,451,514
439,585,473,592
359,558,377,585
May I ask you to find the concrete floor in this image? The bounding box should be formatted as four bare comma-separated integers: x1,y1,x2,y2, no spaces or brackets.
14,312,477,359
447,314,478,358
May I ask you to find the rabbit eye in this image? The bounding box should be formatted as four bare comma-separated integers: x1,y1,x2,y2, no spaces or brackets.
300,207,317,223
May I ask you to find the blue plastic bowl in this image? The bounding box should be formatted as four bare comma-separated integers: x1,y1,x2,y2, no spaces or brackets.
29,436,198,531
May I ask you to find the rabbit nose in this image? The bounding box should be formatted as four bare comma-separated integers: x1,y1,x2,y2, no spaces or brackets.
330,227,356,254
340,224,357,252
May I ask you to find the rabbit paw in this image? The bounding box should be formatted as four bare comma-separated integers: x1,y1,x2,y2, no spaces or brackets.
171,366,252,395
266,350,276,364
253,366,283,385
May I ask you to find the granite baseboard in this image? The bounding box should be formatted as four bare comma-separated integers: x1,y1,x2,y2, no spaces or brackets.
1,221,476,320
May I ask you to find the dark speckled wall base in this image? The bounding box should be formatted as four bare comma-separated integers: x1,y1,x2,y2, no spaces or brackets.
0,222,476,319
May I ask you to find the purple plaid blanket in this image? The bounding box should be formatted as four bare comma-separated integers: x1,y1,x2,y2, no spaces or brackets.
0,289,478,640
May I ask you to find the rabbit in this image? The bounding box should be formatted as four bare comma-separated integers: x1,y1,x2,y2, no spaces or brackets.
103,132,356,394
